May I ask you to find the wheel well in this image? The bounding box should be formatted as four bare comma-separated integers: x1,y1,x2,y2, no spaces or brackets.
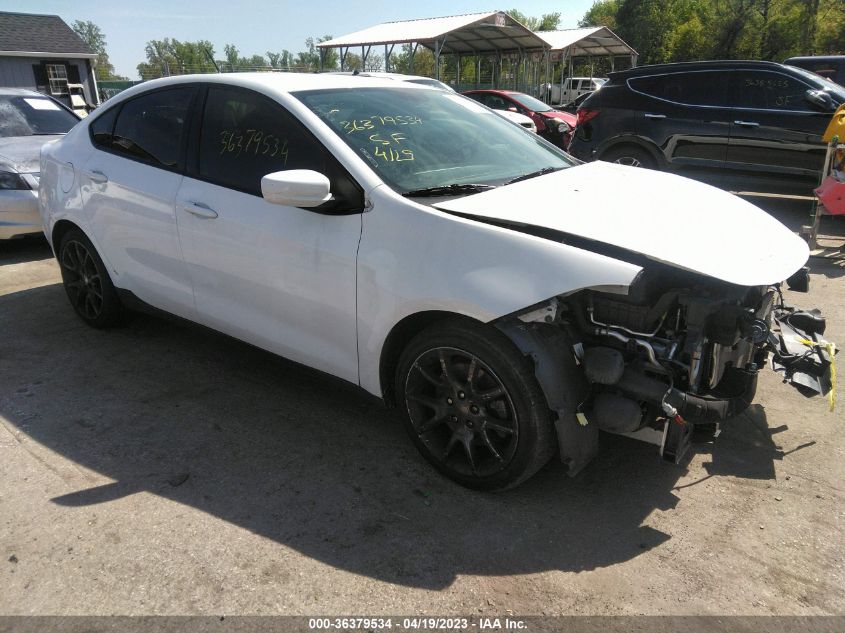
379,311,476,406
51,219,82,253
599,141,661,167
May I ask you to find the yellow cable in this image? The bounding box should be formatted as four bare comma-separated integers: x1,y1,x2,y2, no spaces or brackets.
796,338,837,412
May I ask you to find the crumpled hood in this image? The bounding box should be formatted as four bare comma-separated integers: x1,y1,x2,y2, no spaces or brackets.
433,161,809,287
0,135,62,174
541,110,576,124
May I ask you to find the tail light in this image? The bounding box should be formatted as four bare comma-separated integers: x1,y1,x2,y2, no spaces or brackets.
577,108,600,127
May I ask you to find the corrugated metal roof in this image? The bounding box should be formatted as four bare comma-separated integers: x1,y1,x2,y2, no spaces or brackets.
318,11,550,54
0,11,95,56
539,27,637,56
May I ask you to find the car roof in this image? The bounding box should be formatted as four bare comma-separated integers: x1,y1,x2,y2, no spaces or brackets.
326,71,434,82
0,87,52,97
104,71,432,106
609,59,792,79
785,55,845,62
463,89,521,95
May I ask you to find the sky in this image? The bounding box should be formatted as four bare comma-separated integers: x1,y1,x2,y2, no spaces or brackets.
0,0,596,78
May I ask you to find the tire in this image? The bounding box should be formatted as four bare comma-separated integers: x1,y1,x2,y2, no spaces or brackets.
395,318,556,491
58,229,122,328
601,146,656,169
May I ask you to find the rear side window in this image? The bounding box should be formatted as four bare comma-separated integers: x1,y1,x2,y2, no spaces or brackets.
89,106,118,148
629,72,729,107
198,85,352,202
111,87,195,170
733,71,811,110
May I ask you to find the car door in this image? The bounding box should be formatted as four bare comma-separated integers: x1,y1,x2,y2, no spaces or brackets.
175,84,364,384
81,85,198,318
627,70,732,177
726,69,831,187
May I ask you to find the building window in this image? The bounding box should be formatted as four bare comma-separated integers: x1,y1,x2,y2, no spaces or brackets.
46,64,68,96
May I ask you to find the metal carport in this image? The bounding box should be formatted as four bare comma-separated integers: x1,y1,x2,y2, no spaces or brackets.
317,13,637,98
317,11,550,89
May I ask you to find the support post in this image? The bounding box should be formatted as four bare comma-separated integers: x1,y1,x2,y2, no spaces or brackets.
456,54,461,90
476,55,481,89
409,43,418,74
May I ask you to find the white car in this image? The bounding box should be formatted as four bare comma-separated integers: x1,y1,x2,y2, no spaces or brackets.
0,88,79,239
493,108,537,134
544,77,607,104
39,73,833,490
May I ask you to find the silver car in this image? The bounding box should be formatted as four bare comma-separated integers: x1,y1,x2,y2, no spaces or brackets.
0,88,79,239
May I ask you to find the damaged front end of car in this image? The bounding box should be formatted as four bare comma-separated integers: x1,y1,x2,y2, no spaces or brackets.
497,260,836,475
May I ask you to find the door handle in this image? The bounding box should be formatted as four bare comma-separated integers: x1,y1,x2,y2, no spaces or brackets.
182,201,218,219
644,113,666,119
733,120,760,127
86,170,108,184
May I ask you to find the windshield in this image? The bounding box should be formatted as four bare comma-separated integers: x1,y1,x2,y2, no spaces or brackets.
509,93,554,112
0,96,79,137
294,87,574,194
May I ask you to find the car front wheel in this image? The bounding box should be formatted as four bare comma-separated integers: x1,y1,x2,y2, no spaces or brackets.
395,318,556,490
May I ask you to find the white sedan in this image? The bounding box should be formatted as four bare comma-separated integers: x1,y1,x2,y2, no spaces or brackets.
39,73,832,489
0,88,79,239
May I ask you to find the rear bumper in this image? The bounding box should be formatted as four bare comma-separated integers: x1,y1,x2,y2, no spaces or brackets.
0,190,42,239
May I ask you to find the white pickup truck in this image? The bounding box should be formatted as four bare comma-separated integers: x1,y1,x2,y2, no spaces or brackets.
544,77,607,105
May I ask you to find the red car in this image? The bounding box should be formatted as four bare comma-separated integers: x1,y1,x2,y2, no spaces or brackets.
462,89,576,149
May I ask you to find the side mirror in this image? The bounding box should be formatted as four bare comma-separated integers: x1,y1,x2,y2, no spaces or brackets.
805,89,837,112
261,169,332,208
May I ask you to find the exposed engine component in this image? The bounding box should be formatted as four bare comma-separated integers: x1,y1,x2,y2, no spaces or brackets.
589,392,642,433
507,258,835,474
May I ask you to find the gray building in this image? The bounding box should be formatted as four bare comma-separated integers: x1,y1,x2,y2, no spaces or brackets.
0,11,99,110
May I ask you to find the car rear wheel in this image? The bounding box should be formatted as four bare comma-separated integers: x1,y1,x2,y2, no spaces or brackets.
602,146,656,169
58,229,122,328
395,318,556,490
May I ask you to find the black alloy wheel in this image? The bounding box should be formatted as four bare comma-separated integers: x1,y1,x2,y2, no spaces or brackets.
404,346,519,478
396,319,556,490
58,229,122,328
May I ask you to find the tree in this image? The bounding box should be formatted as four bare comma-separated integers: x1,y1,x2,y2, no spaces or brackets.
578,1,620,28
72,20,124,80
507,9,561,31
136,38,217,79
222,44,268,71
576,0,845,64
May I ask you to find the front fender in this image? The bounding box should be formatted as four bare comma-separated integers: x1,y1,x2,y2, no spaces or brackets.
356,185,642,396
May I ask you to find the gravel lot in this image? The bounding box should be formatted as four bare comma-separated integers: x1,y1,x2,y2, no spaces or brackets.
1,202,843,616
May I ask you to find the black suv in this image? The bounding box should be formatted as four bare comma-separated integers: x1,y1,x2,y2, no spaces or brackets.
568,60,844,193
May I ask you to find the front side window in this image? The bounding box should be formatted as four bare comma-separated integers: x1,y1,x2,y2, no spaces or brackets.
89,105,119,148
111,87,195,169
47,64,68,96
295,87,574,194
0,95,78,137
198,86,337,197
733,71,811,111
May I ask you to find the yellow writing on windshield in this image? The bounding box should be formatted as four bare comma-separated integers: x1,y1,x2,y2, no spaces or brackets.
341,115,423,135
369,131,414,162
219,129,289,165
